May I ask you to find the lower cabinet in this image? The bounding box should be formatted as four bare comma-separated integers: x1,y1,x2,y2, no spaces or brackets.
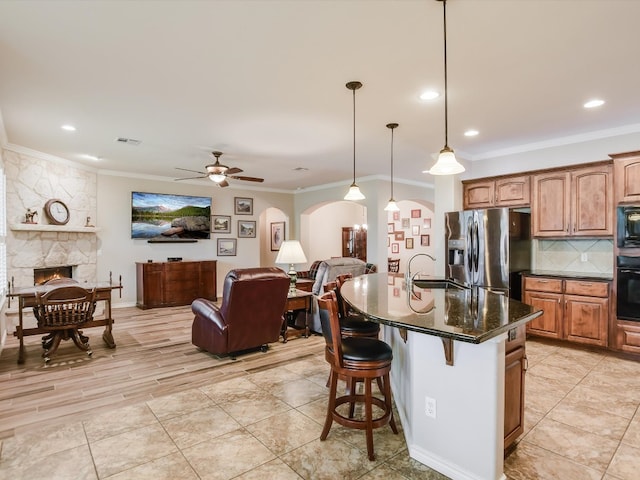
136,260,217,309
523,276,609,347
504,325,526,451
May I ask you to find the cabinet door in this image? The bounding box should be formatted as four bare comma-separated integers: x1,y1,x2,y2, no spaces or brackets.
199,261,217,301
572,165,613,236
532,172,571,237
463,180,495,209
614,155,640,203
164,262,200,306
495,175,530,207
524,290,563,338
565,294,608,346
136,262,164,309
504,346,525,450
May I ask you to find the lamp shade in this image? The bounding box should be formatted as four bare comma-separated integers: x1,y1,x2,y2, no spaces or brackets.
384,199,400,212
427,146,465,175
344,184,365,201
275,240,307,265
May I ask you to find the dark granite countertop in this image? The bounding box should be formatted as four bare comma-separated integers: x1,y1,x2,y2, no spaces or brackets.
524,270,613,281
340,273,542,344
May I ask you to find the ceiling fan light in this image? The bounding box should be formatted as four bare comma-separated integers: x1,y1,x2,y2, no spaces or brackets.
344,183,365,201
384,199,400,212
209,173,226,183
428,146,465,175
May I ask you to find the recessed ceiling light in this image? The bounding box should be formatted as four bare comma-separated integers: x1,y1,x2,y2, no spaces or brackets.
80,154,101,161
584,99,605,109
464,129,479,137
419,90,440,101
61,124,76,131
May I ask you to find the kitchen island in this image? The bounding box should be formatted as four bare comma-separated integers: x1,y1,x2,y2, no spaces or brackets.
340,273,542,480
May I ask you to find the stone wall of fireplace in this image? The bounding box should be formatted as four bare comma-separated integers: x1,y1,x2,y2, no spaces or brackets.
4,147,98,289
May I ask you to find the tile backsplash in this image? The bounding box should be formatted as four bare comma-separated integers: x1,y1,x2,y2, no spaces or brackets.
533,239,614,275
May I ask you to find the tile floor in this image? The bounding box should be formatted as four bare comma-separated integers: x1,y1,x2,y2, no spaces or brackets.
0,338,639,479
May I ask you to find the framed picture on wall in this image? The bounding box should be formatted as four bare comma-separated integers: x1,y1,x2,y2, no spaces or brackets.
401,218,410,229
391,243,399,254
238,220,256,238
411,209,421,218
387,223,394,233
412,225,420,236
387,237,390,247
234,197,253,215
217,238,237,256
424,218,432,229
394,231,404,241
421,234,430,246
270,221,285,251
393,211,400,221
406,237,414,249
211,215,231,233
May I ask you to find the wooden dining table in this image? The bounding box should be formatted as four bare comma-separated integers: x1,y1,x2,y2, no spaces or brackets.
6,278,122,364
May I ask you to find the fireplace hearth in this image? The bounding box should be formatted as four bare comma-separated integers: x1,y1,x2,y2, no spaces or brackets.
33,266,74,285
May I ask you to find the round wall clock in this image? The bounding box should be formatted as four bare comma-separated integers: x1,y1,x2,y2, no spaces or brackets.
44,199,70,225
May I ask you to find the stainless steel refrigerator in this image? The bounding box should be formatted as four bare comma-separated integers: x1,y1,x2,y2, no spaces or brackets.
445,207,531,299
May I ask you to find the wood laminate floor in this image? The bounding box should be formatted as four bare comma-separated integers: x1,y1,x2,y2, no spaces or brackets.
0,305,639,479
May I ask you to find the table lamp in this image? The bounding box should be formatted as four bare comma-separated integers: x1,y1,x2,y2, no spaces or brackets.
275,240,307,294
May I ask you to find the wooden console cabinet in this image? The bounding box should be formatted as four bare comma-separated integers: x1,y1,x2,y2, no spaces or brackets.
504,325,526,451
136,260,217,309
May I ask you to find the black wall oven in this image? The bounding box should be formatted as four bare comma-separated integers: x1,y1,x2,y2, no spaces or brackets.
617,256,640,322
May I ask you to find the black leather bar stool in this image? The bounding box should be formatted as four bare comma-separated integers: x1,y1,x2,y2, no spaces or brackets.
334,273,380,339
317,291,397,461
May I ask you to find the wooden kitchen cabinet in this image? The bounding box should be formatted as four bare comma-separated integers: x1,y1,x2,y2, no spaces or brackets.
463,175,530,209
524,290,563,339
612,152,640,203
532,164,613,237
523,275,609,346
504,325,526,451
136,260,217,309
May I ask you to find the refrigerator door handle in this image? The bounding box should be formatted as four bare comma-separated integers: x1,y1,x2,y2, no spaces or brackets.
473,218,480,279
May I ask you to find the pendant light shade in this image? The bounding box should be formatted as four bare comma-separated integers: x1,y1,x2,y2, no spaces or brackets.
384,123,400,212
344,81,365,201
427,0,465,176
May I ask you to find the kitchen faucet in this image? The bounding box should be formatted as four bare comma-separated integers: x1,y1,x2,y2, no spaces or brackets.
405,253,436,287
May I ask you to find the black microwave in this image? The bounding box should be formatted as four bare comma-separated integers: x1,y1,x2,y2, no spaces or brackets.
618,206,640,247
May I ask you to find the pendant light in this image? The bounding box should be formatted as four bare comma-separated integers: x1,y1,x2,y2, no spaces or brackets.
344,81,365,200
427,0,465,176
384,123,400,212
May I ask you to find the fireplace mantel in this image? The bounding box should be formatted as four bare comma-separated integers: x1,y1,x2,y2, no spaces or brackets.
10,224,100,233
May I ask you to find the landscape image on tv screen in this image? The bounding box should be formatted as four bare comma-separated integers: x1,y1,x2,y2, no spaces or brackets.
131,192,211,239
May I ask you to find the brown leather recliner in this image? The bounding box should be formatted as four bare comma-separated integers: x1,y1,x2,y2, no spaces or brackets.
191,267,290,356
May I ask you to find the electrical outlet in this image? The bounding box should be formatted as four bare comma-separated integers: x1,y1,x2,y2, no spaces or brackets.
581,252,588,262
425,396,437,418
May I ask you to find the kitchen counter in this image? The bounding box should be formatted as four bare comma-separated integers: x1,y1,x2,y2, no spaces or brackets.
525,270,613,281
340,273,542,480
340,273,542,345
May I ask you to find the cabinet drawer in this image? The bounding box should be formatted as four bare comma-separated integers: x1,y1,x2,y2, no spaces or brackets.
523,277,563,293
564,279,608,297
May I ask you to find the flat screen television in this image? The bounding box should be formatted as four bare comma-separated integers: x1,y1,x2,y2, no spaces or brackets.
131,191,211,240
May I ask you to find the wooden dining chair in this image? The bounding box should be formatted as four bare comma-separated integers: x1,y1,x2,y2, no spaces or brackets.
35,285,97,363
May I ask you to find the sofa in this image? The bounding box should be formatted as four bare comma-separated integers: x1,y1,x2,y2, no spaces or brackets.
296,257,377,333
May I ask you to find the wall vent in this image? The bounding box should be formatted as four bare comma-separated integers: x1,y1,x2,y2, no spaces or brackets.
115,137,141,145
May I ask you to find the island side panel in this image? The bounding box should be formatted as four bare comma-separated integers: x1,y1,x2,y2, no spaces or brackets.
384,325,507,480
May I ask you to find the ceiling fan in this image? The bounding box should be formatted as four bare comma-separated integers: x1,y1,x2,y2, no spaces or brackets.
174,151,264,187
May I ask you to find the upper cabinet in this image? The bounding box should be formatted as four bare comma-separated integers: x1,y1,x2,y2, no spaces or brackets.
532,163,613,237
612,152,640,203
463,175,530,209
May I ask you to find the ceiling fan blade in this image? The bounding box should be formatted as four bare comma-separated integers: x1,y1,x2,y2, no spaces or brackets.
174,175,208,181
225,167,243,175
228,175,264,183
176,167,207,175
217,180,229,188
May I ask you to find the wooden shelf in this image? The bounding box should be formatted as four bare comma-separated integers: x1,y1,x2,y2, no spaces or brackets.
10,223,100,233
